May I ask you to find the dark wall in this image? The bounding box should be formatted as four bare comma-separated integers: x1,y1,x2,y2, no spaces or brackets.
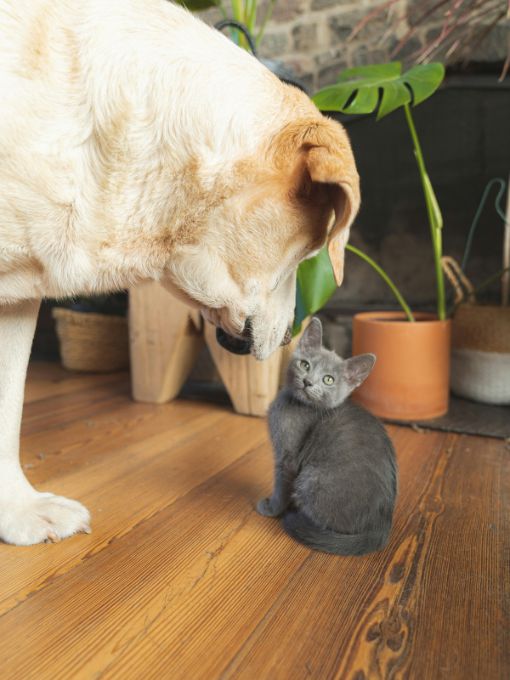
328,75,510,312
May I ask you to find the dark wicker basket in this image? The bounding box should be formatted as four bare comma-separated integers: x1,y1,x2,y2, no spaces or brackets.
52,308,129,373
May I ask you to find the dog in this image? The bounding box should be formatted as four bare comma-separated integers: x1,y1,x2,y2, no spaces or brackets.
0,0,360,545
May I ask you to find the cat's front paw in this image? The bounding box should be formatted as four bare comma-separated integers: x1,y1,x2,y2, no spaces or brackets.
257,497,281,517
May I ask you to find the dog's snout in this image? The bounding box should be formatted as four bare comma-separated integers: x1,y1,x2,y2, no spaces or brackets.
280,327,292,346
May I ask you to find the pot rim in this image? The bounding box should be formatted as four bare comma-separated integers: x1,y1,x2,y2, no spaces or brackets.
353,311,451,327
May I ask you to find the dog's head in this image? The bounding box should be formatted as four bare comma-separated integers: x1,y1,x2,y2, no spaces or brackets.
162,115,359,360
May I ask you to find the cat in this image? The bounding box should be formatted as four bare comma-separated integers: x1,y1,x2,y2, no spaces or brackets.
257,317,398,556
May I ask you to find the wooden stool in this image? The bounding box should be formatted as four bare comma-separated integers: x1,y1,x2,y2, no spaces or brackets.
129,281,297,416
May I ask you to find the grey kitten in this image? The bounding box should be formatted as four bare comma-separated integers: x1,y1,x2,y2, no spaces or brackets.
257,317,397,556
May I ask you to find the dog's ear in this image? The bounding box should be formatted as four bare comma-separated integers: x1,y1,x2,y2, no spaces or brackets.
304,144,360,285
273,119,360,285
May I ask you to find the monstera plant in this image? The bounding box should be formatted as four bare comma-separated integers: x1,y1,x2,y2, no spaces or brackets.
294,61,447,331
306,61,454,422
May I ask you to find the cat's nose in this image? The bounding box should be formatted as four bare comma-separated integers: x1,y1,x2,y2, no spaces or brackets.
303,378,312,388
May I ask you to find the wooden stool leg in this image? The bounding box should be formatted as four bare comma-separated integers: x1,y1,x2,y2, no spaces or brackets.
129,281,203,403
204,323,281,417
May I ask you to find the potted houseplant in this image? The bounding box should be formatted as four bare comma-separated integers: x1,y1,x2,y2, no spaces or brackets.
53,293,130,372
305,61,452,420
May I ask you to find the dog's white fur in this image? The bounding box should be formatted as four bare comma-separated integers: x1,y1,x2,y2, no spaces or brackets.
0,0,359,545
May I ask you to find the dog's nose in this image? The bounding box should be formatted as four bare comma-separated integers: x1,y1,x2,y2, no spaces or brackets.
303,378,312,388
242,317,253,338
280,327,292,346
216,327,252,355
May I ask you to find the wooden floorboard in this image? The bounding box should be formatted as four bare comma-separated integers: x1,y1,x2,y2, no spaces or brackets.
0,362,507,680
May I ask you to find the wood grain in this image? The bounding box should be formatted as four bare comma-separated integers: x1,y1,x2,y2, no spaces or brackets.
204,322,282,417
0,362,507,679
129,280,204,403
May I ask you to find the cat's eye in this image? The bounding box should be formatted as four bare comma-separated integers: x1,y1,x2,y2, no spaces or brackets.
299,360,310,371
323,375,334,385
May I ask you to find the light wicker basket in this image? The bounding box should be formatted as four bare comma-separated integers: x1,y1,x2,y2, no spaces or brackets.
52,308,129,373
450,303,510,404
442,257,510,404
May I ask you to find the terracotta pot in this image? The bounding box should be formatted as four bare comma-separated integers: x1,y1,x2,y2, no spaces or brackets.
352,312,451,420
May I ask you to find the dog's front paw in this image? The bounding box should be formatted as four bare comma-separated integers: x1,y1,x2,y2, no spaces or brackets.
257,497,281,517
0,492,91,546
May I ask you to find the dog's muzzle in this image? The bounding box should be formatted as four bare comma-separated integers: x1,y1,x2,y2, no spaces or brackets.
216,320,292,355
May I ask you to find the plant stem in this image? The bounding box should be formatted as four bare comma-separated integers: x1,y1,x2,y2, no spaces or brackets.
403,103,446,320
246,0,257,34
346,244,416,322
256,0,276,46
474,266,510,296
229,0,245,46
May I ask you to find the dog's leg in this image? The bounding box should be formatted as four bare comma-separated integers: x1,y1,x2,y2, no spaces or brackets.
0,300,90,545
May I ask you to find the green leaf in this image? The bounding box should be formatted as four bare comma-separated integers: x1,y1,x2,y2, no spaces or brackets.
378,80,412,118
312,85,353,113
343,86,379,114
404,63,445,106
174,0,218,11
293,247,336,334
312,62,445,119
338,62,402,82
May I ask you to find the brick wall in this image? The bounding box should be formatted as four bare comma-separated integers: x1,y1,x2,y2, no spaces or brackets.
200,0,401,91
258,0,404,91
200,0,508,93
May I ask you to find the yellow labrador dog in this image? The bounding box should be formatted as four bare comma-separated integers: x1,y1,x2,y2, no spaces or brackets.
0,0,359,545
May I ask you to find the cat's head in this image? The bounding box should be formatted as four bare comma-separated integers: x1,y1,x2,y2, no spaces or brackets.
287,317,376,409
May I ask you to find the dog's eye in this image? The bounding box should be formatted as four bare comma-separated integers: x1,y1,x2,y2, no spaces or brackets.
323,375,334,385
299,360,310,371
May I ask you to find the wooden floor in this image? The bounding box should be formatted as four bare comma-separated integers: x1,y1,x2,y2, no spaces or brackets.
0,362,508,680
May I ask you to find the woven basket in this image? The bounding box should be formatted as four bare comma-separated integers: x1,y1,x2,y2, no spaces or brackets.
52,308,129,373
442,257,510,404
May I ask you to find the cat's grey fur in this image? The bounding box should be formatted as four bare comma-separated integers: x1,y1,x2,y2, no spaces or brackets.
257,317,397,556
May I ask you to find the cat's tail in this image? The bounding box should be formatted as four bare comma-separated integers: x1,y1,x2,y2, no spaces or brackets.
282,510,389,556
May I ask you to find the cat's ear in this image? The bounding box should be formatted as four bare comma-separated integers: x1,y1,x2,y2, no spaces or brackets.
298,317,322,353
343,354,376,391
